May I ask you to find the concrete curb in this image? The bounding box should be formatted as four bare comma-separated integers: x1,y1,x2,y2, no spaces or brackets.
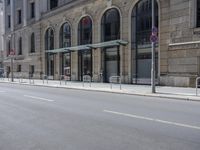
1,80,200,102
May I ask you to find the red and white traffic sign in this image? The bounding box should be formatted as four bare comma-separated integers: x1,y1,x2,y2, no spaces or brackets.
150,34,158,43
9,49,15,56
150,26,158,43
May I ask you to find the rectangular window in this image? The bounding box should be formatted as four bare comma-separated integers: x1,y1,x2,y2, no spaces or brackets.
30,2,35,18
7,41,11,56
18,38,22,55
17,65,21,72
197,0,200,27
30,65,35,74
50,0,58,10
7,0,10,5
18,10,22,24
6,66,11,78
8,15,11,28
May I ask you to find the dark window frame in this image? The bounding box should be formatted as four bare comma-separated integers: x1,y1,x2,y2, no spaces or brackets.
30,2,35,19
30,33,35,53
45,28,54,50
7,0,10,6
60,22,71,48
78,16,93,45
8,15,11,28
7,40,11,56
50,0,58,10
101,8,120,42
18,37,22,55
29,65,35,74
60,22,72,76
17,65,21,72
18,9,22,24
197,0,200,27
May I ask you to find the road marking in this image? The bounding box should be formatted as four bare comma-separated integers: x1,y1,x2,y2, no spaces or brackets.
24,95,55,102
103,110,200,130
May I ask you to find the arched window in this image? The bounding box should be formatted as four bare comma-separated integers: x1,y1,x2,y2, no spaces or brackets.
78,16,93,80
60,22,71,76
18,37,22,55
78,16,92,45
101,8,120,42
45,28,54,76
45,28,54,50
131,0,158,84
60,22,71,48
30,33,35,53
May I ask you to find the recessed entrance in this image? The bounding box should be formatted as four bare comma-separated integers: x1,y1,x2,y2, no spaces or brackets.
103,47,120,82
78,50,92,81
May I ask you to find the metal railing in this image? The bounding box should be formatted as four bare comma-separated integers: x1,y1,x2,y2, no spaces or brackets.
59,75,71,85
16,73,24,83
196,77,200,96
43,75,49,84
83,75,92,87
29,74,34,84
0,73,5,80
109,76,122,90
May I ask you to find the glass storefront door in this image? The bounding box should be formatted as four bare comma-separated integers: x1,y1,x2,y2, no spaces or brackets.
46,54,54,77
78,50,92,81
104,47,120,82
61,52,71,78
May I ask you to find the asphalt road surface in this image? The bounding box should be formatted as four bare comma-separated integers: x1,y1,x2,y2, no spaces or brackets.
0,83,200,150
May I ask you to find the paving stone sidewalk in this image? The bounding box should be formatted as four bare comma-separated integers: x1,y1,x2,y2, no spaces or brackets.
0,78,200,102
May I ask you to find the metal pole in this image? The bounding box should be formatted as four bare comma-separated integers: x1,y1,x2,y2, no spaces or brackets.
11,57,14,82
151,0,156,93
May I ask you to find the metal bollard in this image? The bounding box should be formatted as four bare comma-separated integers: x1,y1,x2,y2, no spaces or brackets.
110,76,122,90
196,77,200,96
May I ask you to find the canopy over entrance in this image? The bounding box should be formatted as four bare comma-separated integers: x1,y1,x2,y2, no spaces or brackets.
45,40,128,53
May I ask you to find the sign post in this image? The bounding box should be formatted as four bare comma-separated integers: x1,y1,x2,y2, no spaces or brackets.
151,0,156,93
9,49,15,82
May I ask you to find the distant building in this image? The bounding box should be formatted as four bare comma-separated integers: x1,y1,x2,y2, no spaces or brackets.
2,0,200,87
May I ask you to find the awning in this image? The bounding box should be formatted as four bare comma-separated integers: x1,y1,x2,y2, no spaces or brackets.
45,39,128,53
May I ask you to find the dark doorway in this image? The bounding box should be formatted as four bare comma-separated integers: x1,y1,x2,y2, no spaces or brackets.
78,16,93,81
101,8,120,82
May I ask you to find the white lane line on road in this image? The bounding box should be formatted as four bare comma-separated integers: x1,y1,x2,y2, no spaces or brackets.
103,110,200,130
24,95,55,102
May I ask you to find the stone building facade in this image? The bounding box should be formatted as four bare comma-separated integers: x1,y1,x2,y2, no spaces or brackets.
0,1,3,68
2,0,200,87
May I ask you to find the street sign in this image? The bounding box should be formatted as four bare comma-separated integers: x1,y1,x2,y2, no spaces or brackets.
152,26,158,35
9,49,15,56
150,34,158,43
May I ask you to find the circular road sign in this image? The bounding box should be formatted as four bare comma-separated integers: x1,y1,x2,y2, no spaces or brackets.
150,34,158,43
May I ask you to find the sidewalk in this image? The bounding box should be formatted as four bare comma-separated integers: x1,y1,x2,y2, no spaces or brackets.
0,78,200,102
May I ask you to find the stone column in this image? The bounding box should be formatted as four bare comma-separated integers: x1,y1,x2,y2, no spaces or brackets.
35,0,40,21
23,0,27,26
41,0,48,13
10,0,14,31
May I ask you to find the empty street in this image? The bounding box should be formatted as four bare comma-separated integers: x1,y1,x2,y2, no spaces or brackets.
0,83,200,150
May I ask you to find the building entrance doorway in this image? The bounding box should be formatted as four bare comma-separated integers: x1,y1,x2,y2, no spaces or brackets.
103,47,120,82
46,54,55,78
78,50,92,81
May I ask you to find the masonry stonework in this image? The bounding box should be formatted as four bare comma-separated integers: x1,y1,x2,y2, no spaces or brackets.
3,0,200,87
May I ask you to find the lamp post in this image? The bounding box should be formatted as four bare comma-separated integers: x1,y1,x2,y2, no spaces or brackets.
151,0,156,93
